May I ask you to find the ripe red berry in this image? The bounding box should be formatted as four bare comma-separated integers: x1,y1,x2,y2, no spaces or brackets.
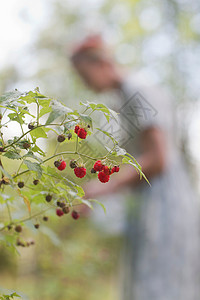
77,128,87,139
93,160,104,172
74,125,80,134
56,208,64,217
98,171,110,183
103,165,110,175
74,167,86,178
111,165,120,173
71,210,80,220
57,160,66,171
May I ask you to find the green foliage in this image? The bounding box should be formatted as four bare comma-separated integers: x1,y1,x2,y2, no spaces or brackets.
0,293,21,300
0,88,147,251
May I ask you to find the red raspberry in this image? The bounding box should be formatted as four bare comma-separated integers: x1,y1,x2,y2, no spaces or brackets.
98,171,110,183
71,210,80,220
93,160,104,172
56,208,64,217
102,165,111,175
111,165,120,173
77,128,87,139
74,167,86,178
57,160,66,171
74,125,80,134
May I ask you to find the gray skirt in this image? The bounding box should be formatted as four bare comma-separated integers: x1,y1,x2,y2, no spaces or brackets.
120,157,200,300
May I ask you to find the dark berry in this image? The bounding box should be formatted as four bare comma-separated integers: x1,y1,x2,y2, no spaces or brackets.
98,172,110,183
0,147,5,152
62,206,70,214
45,194,52,202
57,201,61,207
28,123,35,130
69,159,77,169
91,168,96,174
23,142,31,149
67,133,72,140
30,240,35,245
57,134,65,143
34,224,40,229
71,210,80,220
33,179,39,185
74,167,86,178
18,181,24,188
77,128,87,139
87,125,90,128
7,225,12,230
43,216,48,221
15,225,22,233
0,113,2,120
56,208,64,217
54,160,61,168
59,202,66,208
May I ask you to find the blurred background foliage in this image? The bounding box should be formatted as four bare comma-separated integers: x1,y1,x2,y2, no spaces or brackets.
0,0,200,299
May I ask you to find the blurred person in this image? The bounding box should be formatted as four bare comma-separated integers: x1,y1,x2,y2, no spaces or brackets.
70,35,200,300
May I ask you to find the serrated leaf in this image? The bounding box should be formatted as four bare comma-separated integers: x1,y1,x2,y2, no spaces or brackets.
45,100,72,125
79,114,93,129
24,160,42,177
3,151,21,160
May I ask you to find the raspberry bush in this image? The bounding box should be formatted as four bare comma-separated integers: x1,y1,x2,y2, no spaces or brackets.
0,88,148,251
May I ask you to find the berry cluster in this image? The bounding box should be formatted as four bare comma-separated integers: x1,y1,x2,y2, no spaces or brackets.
92,160,120,183
74,125,87,139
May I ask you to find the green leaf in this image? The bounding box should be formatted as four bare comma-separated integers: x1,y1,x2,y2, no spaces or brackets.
24,160,42,177
30,127,48,139
96,128,117,145
111,145,126,156
79,114,93,129
39,106,52,118
3,151,21,160
45,100,72,125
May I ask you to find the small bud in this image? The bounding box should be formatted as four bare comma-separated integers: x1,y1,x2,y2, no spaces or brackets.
43,216,48,221
54,160,61,168
57,134,65,143
28,123,35,130
69,159,77,169
33,179,39,185
59,202,66,208
62,206,70,214
91,168,96,174
18,181,24,189
67,133,72,140
45,194,52,202
23,142,31,149
7,225,12,230
34,224,40,229
57,201,61,207
15,225,22,233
